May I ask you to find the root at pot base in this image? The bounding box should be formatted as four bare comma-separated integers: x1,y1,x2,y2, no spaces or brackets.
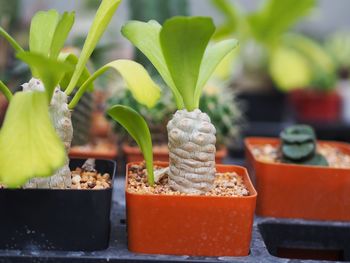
127,162,249,196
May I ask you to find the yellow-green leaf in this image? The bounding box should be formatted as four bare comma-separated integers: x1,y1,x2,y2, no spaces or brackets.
121,20,184,109
66,0,121,95
69,59,161,109
29,10,59,56
160,17,215,111
17,51,74,101
50,12,75,59
270,47,311,91
0,91,66,188
107,105,154,185
194,39,239,106
58,52,93,92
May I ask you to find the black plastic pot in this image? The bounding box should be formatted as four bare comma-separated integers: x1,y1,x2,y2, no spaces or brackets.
237,91,287,122
0,159,116,251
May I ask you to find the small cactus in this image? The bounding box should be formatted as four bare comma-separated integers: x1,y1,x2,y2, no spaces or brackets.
280,125,328,166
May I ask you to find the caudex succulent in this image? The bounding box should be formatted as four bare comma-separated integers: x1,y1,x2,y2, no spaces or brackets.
0,0,160,188
108,16,238,194
280,125,328,166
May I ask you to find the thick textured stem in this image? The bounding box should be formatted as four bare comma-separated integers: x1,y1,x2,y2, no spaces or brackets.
23,78,73,189
167,109,216,194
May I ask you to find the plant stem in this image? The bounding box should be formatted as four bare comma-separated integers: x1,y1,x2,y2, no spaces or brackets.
68,66,107,109
0,27,24,53
0,81,13,101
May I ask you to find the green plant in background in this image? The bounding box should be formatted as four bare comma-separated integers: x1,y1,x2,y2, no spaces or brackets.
270,33,336,92
107,84,176,145
0,0,160,188
108,16,238,193
211,0,316,91
200,84,243,146
325,32,350,79
280,125,328,166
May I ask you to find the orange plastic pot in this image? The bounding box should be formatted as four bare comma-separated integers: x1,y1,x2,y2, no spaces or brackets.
126,162,257,257
123,144,227,164
245,137,350,221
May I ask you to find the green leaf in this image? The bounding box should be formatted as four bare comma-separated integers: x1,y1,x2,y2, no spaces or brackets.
50,12,75,59
107,105,154,185
69,59,160,109
65,0,121,95
194,39,239,106
0,26,24,53
121,20,184,109
58,52,93,92
160,16,215,111
210,0,240,39
17,51,74,101
247,0,315,44
0,81,13,101
29,9,59,56
0,91,66,188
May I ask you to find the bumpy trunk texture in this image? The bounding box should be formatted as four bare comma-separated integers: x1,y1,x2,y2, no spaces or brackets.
23,78,73,189
167,109,216,194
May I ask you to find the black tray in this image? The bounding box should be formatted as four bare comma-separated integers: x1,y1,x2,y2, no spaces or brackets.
1,175,349,262
0,159,116,251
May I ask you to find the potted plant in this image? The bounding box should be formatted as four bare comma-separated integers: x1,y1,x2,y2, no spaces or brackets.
211,0,316,122
108,16,257,257
326,31,350,123
108,81,242,164
269,33,340,123
245,124,350,221
0,0,160,251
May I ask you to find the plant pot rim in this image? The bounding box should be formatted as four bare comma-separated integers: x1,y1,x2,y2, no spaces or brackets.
245,136,350,171
0,158,116,192
125,161,257,200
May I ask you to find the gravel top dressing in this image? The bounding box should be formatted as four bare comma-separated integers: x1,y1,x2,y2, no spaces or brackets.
127,163,249,197
252,143,350,168
0,167,112,190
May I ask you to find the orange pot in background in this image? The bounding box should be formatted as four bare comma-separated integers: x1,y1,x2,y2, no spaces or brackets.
69,141,118,160
123,144,228,164
126,162,257,257
245,137,350,221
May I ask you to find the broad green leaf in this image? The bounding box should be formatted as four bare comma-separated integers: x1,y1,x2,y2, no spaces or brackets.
247,0,315,44
0,91,66,188
50,12,75,59
0,26,24,53
211,0,240,39
17,51,74,101
69,59,161,109
29,10,59,56
0,81,13,101
121,20,184,109
194,39,239,106
66,0,121,95
58,52,93,92
160,17,215,111
269,47,311,91
107,105,154,185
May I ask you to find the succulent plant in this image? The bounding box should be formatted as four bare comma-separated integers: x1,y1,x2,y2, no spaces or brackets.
280,125,328,166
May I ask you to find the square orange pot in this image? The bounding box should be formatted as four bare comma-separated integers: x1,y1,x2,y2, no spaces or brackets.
125,162,257,257
245,137,350,221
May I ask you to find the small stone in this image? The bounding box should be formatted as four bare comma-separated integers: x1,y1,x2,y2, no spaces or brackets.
72,175,81,185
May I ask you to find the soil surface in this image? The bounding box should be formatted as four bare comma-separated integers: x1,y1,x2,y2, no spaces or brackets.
0,168,112,190
252,143,350,168
71,167,111,189
127,163,249,197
